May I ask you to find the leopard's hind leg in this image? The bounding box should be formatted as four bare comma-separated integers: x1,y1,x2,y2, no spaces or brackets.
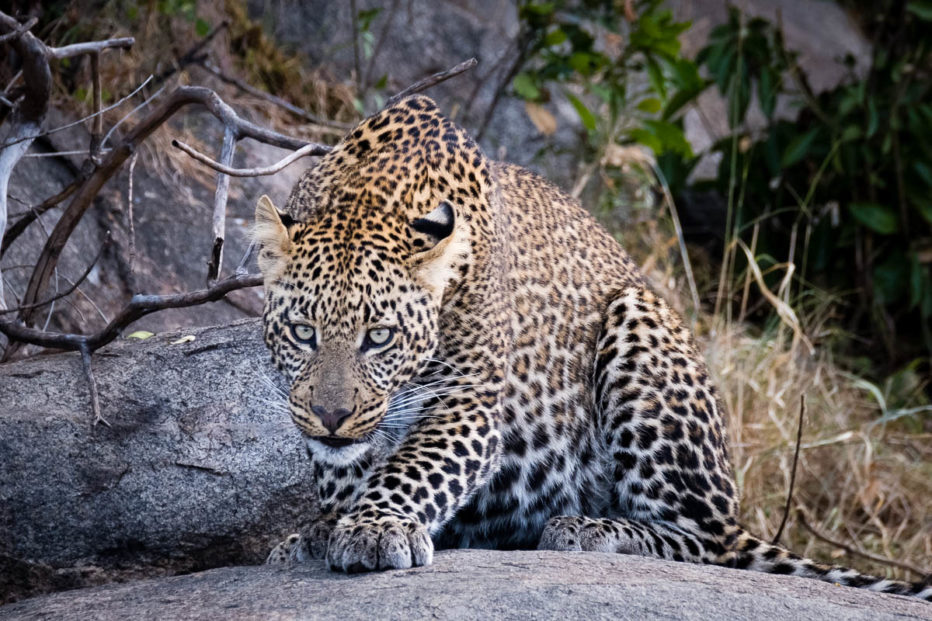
539,286,932,601
539,286,740,563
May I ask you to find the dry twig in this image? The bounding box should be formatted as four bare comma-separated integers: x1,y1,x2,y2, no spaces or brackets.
171,138,329,177
0,272,262,353
797,511,929,578
0,232,109,316
385,58,478,108
772,395,805,545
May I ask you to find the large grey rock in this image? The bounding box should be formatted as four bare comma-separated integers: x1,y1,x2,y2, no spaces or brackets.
1,550,929,620
0,319,317,602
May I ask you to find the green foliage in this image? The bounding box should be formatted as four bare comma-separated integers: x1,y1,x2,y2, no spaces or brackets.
512,0,702,157
513,0,931,379
689,1,932,367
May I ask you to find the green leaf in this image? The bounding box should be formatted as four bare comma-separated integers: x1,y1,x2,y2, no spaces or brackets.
127,330,155,340
641,120,692,157
906,0,932,20
758,66,776,118
357,8,382,31
840,125,862,142
543,28,566,47
645,55,667,100
629,128,662,154
848,202,899,234
512,73,540,100
780,128,819,168
521,2,555,16
195,17,210,37
662,82,707,120
566,92,596,131
913,198,932,225
913,162,932,187
637,97,663,114
874,251,909,305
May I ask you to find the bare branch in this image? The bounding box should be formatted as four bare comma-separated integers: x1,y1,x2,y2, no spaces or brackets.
48,37,135,60
0,232,108,316
171,138,328,177
207,127,236,281
0,75,153,150
385,58,478,108
102,80,165,149
0,15,36,44
126,152,138,276
796,511,929,578
80,342,109,427
772,395,805,545
89,52,103,159
12,86,313,337
0,273,262,353
198,60,351,130
0,11,52,310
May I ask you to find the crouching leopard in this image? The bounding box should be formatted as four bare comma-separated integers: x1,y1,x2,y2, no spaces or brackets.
256,94,930,600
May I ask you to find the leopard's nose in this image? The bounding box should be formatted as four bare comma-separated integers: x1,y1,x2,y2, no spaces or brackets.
310,405,352,434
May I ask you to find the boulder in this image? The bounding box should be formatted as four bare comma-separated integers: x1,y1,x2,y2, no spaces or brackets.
2,550,929,620
0,319,317,602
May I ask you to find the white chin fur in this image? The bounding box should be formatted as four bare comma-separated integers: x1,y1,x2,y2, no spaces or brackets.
304,437,370,465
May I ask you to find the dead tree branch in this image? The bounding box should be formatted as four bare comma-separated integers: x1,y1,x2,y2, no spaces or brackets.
207,127,236,281
47,37,134,60
0,11,53,310
171,139,328,177
0,232,108,316
385,58,478,108
0,75,153,150
0,15,36,44
80,342,108,427
12,85,321,337
0,272,262,353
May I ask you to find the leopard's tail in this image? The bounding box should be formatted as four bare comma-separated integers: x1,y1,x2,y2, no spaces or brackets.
730,529,931,601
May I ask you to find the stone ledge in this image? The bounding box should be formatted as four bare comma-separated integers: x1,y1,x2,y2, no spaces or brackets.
2,550,929,620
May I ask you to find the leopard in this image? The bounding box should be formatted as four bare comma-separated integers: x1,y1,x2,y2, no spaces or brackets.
255,94,930,601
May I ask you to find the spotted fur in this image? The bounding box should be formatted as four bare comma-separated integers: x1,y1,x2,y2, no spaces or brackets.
258,96,930,599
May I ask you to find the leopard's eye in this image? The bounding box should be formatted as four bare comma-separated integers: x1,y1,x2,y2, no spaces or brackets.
290,323,316,346
363,327,394,350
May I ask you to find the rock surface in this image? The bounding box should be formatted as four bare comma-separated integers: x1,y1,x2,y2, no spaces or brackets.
0,319,318,602
1,550,929,620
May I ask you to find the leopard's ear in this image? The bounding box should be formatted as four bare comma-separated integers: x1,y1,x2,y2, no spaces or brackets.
254,195,293,282
409,201,469,299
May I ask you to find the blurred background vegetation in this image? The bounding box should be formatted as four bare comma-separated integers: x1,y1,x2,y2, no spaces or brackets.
2,0,929,584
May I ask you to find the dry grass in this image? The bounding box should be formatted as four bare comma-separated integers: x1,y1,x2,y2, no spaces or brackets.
603,162,931,582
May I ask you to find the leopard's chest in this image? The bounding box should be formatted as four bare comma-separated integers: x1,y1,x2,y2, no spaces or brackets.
435,370,609,549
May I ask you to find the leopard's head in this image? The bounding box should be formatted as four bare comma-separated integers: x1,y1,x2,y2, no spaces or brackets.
255,96,488,462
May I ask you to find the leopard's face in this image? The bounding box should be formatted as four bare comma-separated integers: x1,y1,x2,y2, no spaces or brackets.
254,96,482,462
261,218,444,456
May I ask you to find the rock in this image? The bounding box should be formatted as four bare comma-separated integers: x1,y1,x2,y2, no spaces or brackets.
0,319,317,602
1,550,929,620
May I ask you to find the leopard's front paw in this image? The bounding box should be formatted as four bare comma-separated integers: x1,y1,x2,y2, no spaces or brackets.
327,512,433,573
266,515,340,564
